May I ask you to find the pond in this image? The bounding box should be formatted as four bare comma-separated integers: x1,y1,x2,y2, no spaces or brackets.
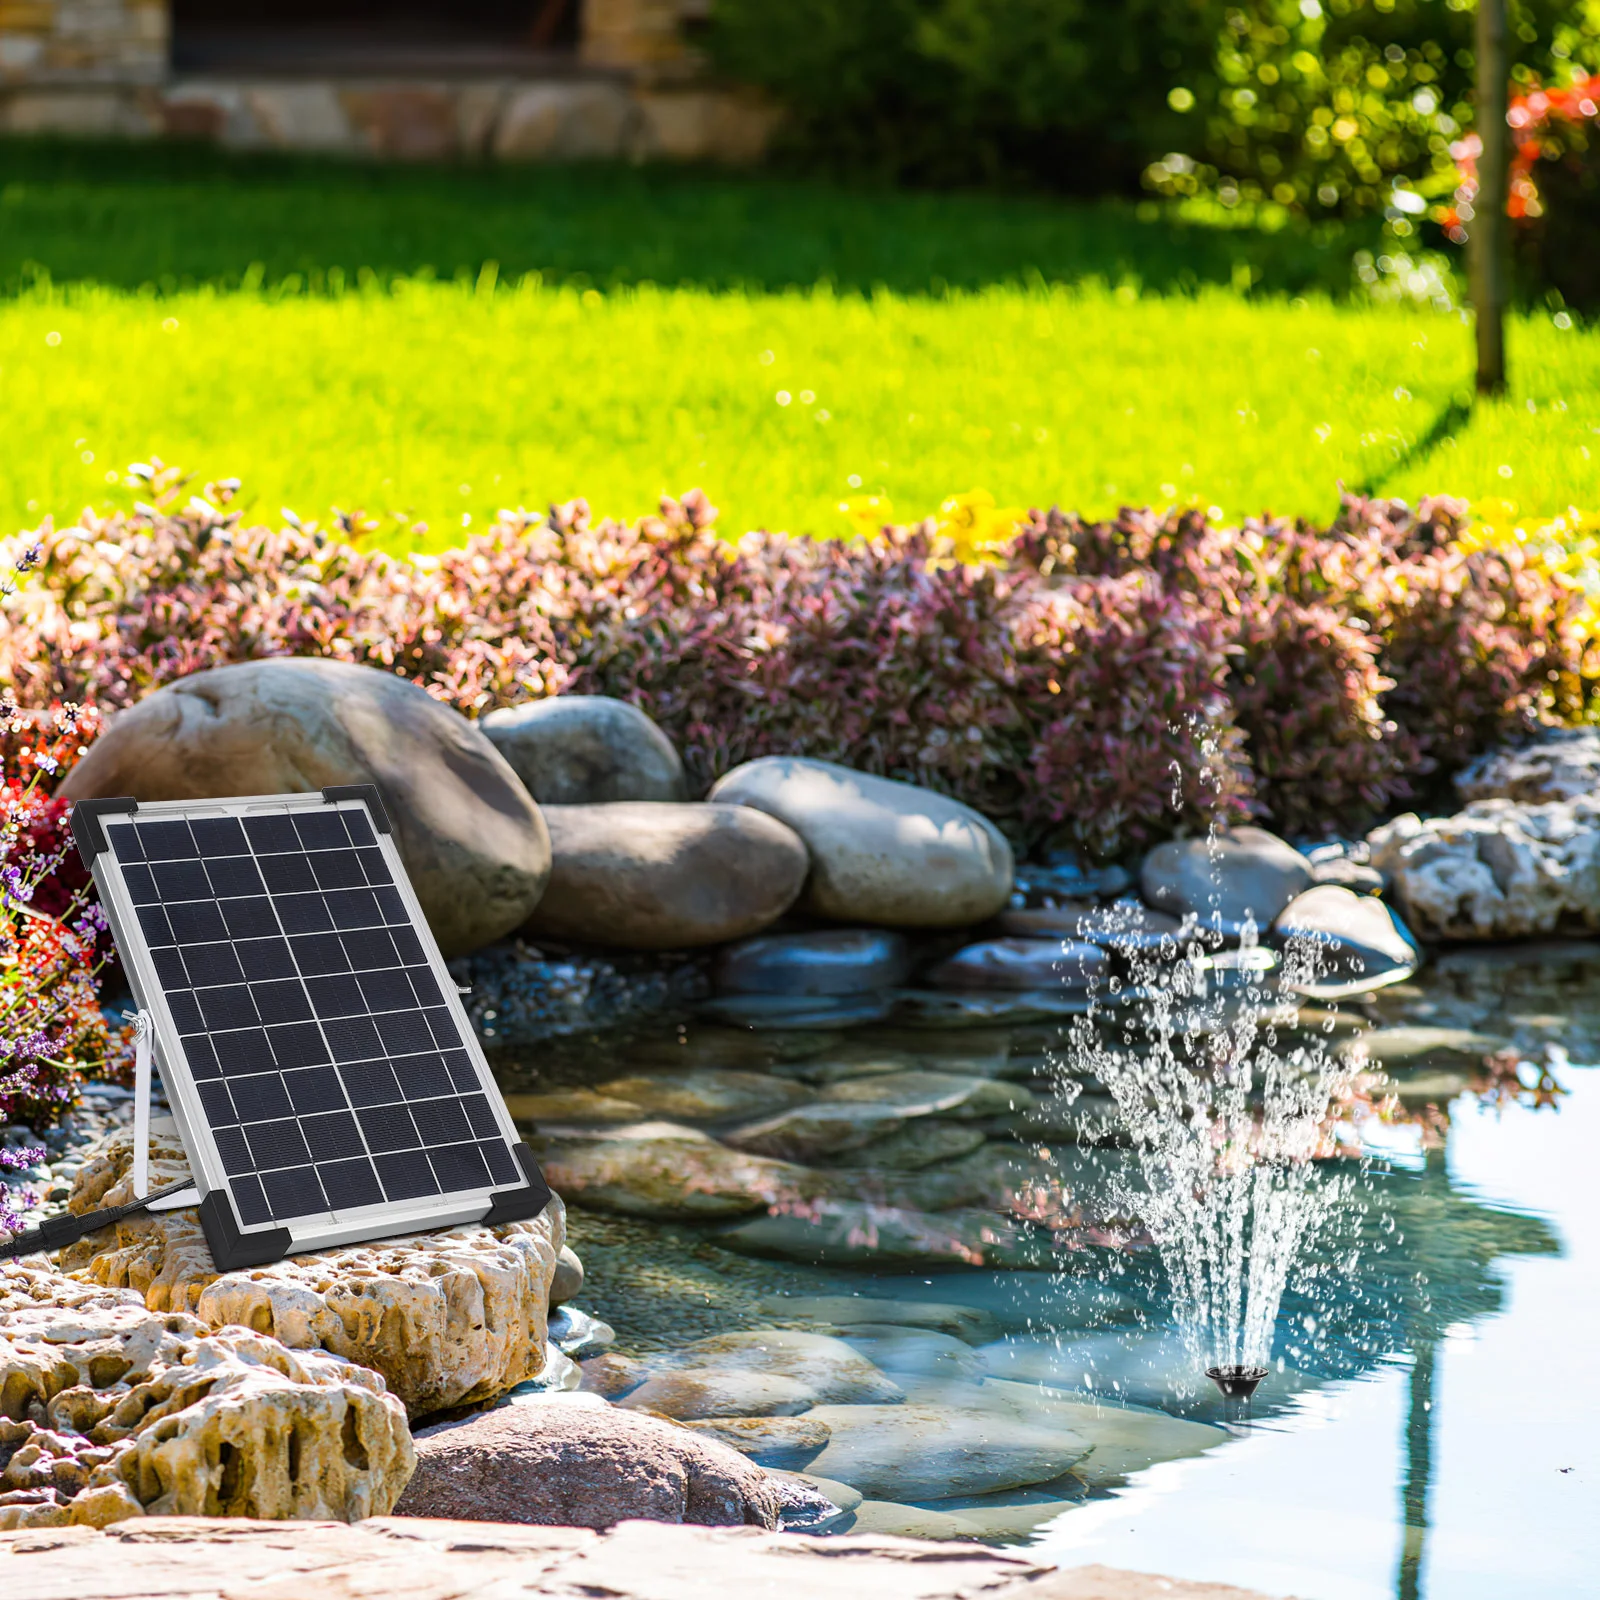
501,941,1600,1600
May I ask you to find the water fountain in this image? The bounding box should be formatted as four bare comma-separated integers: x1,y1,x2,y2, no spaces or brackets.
1056,861,1367,1410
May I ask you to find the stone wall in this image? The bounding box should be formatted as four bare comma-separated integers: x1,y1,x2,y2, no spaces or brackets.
0,0,775,162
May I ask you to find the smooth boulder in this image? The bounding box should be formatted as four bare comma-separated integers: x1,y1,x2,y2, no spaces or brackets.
481,695,689,804
395,1402,783,1529
713,929,912,996
709,757,1013,928
59,657,548,958
524,803,808,949
1272,884,1419,997
928,938,1107,991
1141,826,1313,933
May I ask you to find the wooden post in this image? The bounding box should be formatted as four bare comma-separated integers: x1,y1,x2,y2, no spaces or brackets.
1471,0,1510,396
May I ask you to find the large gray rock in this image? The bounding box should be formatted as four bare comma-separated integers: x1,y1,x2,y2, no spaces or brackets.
481,696,689,805
1271,884,1419,997
394,1402,783,1528
524,802,808,949
714,929,912,995
59,658,549,958
1368,799,1600,941
709,758,1013,928
1141,827,1312,933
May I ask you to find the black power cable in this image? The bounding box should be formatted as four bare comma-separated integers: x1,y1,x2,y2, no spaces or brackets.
0,1177,197,1262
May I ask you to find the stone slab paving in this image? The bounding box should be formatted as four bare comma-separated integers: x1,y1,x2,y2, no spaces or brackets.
0,1515,1286,1600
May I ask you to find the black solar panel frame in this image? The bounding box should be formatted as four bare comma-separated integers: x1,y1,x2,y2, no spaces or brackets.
74,787,548,1267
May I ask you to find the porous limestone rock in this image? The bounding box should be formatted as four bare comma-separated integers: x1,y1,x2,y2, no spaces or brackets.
58,658,550,958
480,695,689,805
1140,827,1313,932
61,1129,571,1417
394,1401,784,1528
524,802,809,949
1367,798,1600,940
709,757,1014,928
1455,727,1600,804
0,1272,414,1529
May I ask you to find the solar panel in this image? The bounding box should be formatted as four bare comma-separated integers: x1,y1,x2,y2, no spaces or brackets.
71,785,550,1269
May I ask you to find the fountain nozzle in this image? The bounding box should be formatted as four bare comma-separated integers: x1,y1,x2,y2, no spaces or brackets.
1206,1365,1268,1400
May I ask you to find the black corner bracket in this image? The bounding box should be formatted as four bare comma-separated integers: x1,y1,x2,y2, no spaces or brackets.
199,1190,294,1272
69,797,139,868
321,783,392,834
481,1143,553,1227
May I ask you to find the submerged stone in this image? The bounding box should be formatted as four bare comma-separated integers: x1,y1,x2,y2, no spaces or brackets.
812,1119,987,1170
927,938,1109,992
718,1199,1050,1270
506,1069,808,1130
696,992,895,1030
890,990,1091,1028
765,1295,1000,1345
713,929,913,996
681,1416,833,1471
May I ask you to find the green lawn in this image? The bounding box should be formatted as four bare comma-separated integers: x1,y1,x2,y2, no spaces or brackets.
1,140,1594,543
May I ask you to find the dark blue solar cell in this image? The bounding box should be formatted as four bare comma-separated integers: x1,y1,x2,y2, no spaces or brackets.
189,816,249,857
325,889,381,930
244,1118,312,1171
261,1166,327,1220
195,1079,236,1128
290,933,349,976
373,887,408,925
197,985,260,1032
422,1008,460,1050
236,936,296,981
136,904,174,947
167,990,205,1034
222,898,281,941
204,855,266,898
135,820,197,860
231,1175,271,1225
341,928,398,972
480,1141,521,1186
260,853,317,895
375,1011,433,1055
338,1060,403,1107
375,1149,437,1201
106,822,144,861
213,1126,254,1177
355,848,392,886
251,979,313,1025
273,894,334,935
282,1066,346,1114
229,1073,293,1122
442,1050,477,1092
356,967,412,1014
414,1095,472,1145
184,944,245,987
405,966,443,1006
390,926,425,965
310,852,365,891
215,1029,276,1076
182,1034,221,1080
306,973,365,1018
294,811,351,852
393,1053,453,1099
324,1015,382,1063
169,901,227,944
152,859,212,902
357,1103,421,1152
320,1157,383,1210
122,864,159,905
459,1094,499,1138
243,814,301,854
429,1142,492,1193
301,1110,364,1162
266,1022,330,1070
341,810,377,848
151,946,190,989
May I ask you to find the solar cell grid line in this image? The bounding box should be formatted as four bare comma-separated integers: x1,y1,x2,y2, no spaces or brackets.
74,787,549,1269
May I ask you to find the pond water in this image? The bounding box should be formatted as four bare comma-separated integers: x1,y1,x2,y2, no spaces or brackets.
503,943,1600,1600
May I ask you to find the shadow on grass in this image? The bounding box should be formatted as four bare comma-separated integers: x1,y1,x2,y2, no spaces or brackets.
0,135,1375,301
1357,393,1475,498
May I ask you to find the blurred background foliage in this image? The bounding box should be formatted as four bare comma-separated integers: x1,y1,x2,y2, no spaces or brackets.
710,0,1600,301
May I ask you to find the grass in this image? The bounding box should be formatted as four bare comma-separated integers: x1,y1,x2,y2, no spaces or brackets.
1,139,1595,543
